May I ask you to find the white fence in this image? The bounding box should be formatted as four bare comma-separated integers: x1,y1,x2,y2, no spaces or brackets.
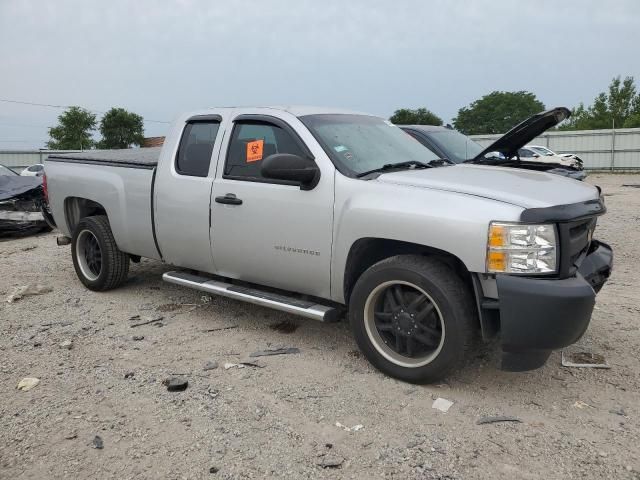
471,127,640,171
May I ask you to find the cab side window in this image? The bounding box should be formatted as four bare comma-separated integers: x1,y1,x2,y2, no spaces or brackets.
224,121,305,180
175,121,220,177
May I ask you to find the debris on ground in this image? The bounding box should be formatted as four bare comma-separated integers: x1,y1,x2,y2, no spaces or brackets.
223,361,264,369
64,432,77,440
249,347,300,358
335,421,364,432
6,284,52,303
92,435,104,449
432,397,454,413
573,400,594,409
317,454,344,468
622,184,640,188
156,303,184,312
209,466,219,474
59,339,73,350
562,349,610,369
476,416,522,425
124,372,135,379
269,320,299,333
202,325,238,332
163,377,188,392
203,360,219,371
609,407,627,416
132,335,144,341
17,377,40,391
129,315,164,328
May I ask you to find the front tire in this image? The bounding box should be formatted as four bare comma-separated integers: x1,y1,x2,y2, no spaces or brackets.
349,255,476,384
71,215,129,291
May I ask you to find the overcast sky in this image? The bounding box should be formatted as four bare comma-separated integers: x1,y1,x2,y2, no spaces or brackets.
1,0,639,148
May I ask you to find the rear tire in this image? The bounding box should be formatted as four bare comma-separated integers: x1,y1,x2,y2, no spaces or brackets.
71,215,129,291
349,255,476,384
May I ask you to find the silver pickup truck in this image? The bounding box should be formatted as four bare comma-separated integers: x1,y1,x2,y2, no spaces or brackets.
45,106,613,383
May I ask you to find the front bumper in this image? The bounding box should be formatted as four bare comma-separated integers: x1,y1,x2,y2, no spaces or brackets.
495,240,613,371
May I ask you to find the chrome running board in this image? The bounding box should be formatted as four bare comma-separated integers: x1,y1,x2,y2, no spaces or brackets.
162,271,339,322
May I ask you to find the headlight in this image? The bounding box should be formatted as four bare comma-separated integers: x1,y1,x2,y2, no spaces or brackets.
486,222,558,274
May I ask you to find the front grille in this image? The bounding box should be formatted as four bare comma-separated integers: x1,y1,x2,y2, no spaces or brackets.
557,217,597,278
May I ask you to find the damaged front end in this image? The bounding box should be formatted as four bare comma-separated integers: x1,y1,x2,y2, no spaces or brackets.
0,176,52,235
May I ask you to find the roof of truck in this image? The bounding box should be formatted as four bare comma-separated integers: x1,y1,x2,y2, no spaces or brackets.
195,105,373,117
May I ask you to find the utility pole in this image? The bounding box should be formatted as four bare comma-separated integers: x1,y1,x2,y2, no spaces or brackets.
610,118,616,172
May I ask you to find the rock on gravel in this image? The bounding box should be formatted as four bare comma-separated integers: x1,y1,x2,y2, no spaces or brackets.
92,435,103,449
16,377,40,391
203,360,219,371
163,377,188,392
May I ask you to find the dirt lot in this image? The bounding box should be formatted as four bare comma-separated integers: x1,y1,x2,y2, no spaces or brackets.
1,173,639,479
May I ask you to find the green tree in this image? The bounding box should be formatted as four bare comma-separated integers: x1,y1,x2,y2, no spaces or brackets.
389,108,443,126
97,107,145,149
453,91,545,135
561,76,640,130
47,106,96,150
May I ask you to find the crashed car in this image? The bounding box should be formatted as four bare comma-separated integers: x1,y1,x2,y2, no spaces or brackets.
400,108,586,180
0,169,54,235
525,145,584,167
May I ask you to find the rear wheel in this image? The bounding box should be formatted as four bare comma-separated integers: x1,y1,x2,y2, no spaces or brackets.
71,215,129,291
349,255,476,384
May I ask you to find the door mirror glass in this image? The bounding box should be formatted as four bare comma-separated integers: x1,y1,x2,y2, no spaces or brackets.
261,153,320,190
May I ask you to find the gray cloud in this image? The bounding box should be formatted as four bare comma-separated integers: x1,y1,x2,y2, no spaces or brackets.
1,0,638,147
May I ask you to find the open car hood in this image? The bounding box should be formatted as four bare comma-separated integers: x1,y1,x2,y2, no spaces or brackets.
471,107,571,162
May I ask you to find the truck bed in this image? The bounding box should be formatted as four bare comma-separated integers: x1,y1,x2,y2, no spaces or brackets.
47,147,161,169
45,148,161,260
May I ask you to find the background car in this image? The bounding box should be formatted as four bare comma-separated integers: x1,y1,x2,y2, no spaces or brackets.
20,163,45,176
400,109,586,180
0,164,18,176
0,172,53,235
527,145,584,165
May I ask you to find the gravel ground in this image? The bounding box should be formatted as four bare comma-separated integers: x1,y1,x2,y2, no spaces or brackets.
1,173,639,480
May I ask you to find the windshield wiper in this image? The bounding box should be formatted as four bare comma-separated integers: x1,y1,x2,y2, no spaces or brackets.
428,158,454,166
356,160,434,178
463,156,513,165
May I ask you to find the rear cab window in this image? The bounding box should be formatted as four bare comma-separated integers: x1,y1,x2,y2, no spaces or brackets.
175,120,221,177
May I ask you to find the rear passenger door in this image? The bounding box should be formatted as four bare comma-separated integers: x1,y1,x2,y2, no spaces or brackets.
154,115,222,272
210,113,334,298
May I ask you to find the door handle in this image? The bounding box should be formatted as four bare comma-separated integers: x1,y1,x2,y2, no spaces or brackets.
215,193,243,205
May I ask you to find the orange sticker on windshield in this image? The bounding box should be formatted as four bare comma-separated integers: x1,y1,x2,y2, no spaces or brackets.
246,140,264,162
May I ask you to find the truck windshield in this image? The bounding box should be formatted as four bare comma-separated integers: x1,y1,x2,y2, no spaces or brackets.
301,114,441,176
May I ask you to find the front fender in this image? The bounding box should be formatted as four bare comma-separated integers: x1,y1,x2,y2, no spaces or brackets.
330,175,524,303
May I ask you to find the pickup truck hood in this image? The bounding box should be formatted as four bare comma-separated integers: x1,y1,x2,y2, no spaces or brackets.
376,164,598,209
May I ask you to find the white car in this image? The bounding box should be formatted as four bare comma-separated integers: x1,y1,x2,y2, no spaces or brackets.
525,145,583,167
20,164,45,176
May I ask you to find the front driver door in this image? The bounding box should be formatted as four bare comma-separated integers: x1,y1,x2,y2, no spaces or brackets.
210,113,333,299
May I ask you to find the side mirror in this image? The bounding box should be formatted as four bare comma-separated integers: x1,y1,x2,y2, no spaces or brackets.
532,153,540,158
261,153,320,190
